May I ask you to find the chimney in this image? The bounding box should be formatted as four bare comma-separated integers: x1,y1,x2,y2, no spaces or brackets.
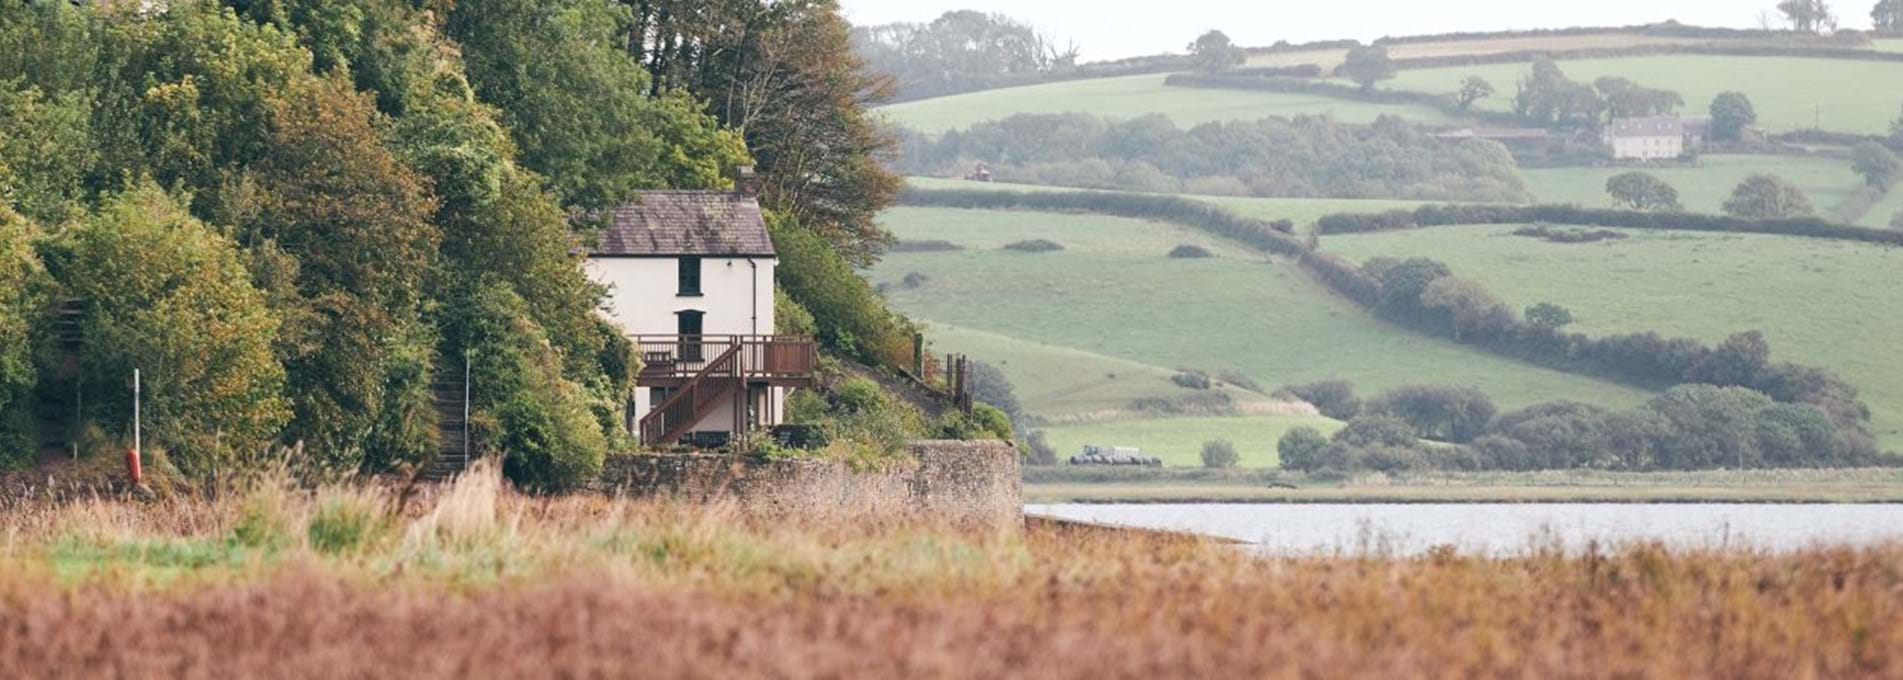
735,166,760,197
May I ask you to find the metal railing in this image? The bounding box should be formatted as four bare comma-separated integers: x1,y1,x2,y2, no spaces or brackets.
638,344,744,444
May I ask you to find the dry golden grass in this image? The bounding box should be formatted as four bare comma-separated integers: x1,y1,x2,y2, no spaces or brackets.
2,462,1901,678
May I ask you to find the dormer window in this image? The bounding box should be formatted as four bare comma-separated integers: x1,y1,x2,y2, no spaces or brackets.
678,256,702,296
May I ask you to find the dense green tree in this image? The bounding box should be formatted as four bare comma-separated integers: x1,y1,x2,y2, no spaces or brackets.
1877,0,1903,31
1723,174,1814,218
769,215,917,368
1777,0,1838,32
0,207,45,466
1366,385,1497,443
1524,303,1576,331
1513,58,1603,129
0,85,93,224
1593,76,1684,122
627,0,902,265
1341,46,1395,91
1709,92,1757,142
1606,172,1684,211
1276,426,1330,472
1200,439,1239,468
1684,331,1772,388
38,186,289,472
1187,30,1246,71
1850,141,1901,186
1420,276,1514,342
444,0,748,210
1454,76,1494,111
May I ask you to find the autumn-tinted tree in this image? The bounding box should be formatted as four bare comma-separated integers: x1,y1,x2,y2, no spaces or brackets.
38,186,289,472
1341,45,1395,91
1606,171,1684,211
1454,76,1494,111
235,76,443,471
1710,92,1757,142
1723,174,1814,218
1188,30,1246,71
1851,140,1901,186
626,0,902,264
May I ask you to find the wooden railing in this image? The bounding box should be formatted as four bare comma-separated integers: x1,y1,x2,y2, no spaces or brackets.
639,344,743,445
634,335,816,382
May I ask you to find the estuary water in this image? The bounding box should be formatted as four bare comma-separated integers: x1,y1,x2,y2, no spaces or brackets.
1025,503,1903,555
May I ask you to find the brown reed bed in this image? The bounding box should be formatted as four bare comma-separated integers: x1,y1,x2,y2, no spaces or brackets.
0,463,1900,678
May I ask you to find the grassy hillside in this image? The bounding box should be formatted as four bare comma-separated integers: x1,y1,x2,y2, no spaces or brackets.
1038,415,1344,468
879,73,1456,135
1380,55,1903,134
869,206,1651,417
1245,33,1730,71
1321,224,1903,449
904,177,1435,230
1520,154,1866,213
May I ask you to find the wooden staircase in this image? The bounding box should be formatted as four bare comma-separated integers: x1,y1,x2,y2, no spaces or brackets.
36,300,85,462
639,344,742,446
419,361,470,482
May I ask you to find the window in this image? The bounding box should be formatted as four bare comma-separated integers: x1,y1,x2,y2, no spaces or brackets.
677,256,702,296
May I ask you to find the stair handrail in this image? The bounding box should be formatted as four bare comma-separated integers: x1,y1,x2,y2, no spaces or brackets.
639,343,743,445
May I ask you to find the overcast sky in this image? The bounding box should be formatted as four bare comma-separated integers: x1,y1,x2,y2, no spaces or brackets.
839,1,1876,61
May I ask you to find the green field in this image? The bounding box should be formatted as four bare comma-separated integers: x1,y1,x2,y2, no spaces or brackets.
879,73,1456,135
870,207,1651,426
904,176,1434,231
1520,154,1866,213
1876,39,1903,53
1380,55,1903,135
1321,224,1903,449
1039,415,1344,468
1862,186,1903,228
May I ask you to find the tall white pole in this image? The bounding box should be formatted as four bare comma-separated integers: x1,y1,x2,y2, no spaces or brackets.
132,368,141,461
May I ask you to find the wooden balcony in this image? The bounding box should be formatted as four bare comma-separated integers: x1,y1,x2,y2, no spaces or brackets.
634,335,818,388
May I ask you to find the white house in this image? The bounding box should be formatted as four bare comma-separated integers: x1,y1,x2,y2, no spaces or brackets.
584,180,816,447
1605,116,1708,161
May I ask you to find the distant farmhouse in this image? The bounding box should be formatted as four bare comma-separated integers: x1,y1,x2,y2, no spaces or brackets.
583,171,816,448
1604,116,1709,161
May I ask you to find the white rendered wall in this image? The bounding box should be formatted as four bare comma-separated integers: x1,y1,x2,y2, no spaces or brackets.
585,256,781,440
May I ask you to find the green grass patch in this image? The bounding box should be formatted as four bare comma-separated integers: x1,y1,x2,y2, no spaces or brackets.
920,324,1268,419
1874,39,1903,53
1859,186,1903,228
1379,55,1903,135
1520,154,1865,214
880,73,1457,135
1038,415,1344,469
871,207,1652,422
1322,223,1903,449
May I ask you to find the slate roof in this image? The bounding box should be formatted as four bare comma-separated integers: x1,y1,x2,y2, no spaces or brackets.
1607,116,1708,138
590,191,776,257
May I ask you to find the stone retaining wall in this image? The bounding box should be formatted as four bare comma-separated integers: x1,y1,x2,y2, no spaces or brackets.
592,440,1021,530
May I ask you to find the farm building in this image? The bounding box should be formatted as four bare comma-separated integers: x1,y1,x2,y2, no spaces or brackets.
1604,115,1708,161
584,171,816,447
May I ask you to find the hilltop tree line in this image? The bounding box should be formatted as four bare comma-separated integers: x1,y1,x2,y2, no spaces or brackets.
896,113,1532,203
0,0,912,489
851,11,1078,102
1277,381,1883,474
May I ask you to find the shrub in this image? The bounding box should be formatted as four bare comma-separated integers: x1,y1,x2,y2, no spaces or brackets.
1512,225,1627,243
1724,174,1814,219
771,218,917,369
1200,439,1240,469
447,283,607,493
1171,370,1214,391
900,272,930,289
968,361,1026,426
1002,239,1063,253
887,239,963,253
1168,244,1214,259
1277,427,1330,472
38,186,289,473
1216,369,1264,394
1277,380,1361,420
1021,430,1058,466
1525,303,1576,331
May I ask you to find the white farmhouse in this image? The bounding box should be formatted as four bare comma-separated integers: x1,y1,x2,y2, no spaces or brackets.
1604,116,1708,161
584,180,816,447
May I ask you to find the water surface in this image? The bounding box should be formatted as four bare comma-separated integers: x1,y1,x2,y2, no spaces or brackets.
1027,503,1903,555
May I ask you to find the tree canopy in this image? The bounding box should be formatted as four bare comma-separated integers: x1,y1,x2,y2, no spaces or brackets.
1710,92,1758,142
1723,174,1816,218
1606,172,1684,211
